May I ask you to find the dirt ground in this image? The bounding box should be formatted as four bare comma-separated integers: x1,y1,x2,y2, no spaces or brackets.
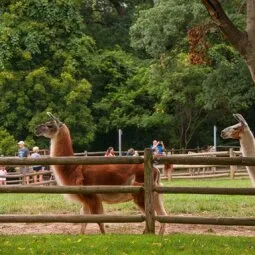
0,221,255,237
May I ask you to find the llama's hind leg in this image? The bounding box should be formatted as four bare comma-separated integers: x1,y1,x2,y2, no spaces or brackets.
132,192,149,234
153,192,167,235
80,203,90,234
133,193,167,235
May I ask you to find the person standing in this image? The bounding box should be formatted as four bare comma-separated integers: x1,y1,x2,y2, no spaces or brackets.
104,147,115,157
157,141,166,155
17,141,30,185
126,148,135,156
0,166,7,185
31,146,43,183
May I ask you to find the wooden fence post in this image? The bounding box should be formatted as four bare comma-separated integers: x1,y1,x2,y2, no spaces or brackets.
144,148,155,234
229,148,237,179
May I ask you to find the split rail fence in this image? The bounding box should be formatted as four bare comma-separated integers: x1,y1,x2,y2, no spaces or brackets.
5,149,244,185
160,148,246,180
0,148,255,234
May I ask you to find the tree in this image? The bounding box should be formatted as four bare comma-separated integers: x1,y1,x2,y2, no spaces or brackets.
203,44,255,113
130,0,206,58
129,0,255,148
0,128,17,156
146,54,211,149
201,0,255,83
0,0,96,151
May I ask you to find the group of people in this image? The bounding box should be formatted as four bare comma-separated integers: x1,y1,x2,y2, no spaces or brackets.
17,141,44,185
104,147,139,157
104,139,166,158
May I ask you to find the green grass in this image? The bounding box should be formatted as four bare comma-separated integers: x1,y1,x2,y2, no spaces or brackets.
0,178,254,218
161,178,255,217
0,178,254,254
0,234,254,255
0,179,255,217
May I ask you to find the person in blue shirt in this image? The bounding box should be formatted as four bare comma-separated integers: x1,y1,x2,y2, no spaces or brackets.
17,141,30,184
151,140,166,156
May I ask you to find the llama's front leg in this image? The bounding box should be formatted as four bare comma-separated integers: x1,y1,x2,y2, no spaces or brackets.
86,195,106,234
80,203,90,234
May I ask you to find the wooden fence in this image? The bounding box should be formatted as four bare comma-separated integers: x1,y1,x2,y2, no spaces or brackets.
0,149,255,234
159,149,246,180
4,170,55,185
5,149,244,184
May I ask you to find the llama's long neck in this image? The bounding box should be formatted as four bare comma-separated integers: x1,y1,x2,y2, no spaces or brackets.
240,128,255,187
50,124,74,157
50,124,75,185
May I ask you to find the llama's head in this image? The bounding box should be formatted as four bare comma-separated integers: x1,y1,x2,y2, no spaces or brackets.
35,112,63,139
221,113,248,140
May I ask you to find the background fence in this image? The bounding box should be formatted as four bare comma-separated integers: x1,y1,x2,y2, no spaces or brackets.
0,149,255,234
3,149,246,185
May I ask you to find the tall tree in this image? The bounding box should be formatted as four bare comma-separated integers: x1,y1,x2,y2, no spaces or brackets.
0,0,96,150
201,0,255,83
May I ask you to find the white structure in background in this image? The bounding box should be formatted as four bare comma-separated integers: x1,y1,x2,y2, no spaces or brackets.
214,125,217,151
118,129,122,156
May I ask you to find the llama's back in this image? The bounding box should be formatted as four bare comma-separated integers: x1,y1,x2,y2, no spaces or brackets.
79,164,159,185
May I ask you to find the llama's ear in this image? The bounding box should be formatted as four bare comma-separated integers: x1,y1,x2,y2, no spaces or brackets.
233,113,248,126
47,112,61,124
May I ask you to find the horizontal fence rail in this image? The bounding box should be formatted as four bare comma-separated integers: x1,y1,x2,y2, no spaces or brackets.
155,187,255,195
155,155,255,166
1,186,254,196
0,185,143,194
0,215,145,223
0,156,143,165
155,216,255,226
1,155,255,166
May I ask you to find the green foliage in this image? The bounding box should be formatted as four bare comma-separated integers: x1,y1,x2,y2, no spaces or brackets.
0,128,17,156
82,0,141,50
93,48,149,130
0,0,96,151
0,0,253,151
136,53,212,148
203,44,255,113
130,0,206,57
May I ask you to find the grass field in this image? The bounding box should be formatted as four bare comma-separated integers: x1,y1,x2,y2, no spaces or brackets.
0,234,254,255
0,178,254,217
0,178,254,254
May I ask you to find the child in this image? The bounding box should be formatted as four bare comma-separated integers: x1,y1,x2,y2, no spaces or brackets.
0,166,7,185
31,146,44,183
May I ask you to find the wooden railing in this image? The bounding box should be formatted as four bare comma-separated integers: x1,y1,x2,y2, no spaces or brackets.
0,149,254,234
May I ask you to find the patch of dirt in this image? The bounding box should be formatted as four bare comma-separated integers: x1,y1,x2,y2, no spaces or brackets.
0,221,255,237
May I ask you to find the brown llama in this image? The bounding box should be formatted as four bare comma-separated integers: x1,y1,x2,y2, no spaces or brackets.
221,113,255,186
35,112,167,234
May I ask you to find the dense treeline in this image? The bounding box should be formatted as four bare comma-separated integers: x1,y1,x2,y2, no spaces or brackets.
0,0,254,155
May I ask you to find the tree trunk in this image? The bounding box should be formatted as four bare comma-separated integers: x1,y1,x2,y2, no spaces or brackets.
246,0,255,82
109,0,126,16
201,0,255,83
